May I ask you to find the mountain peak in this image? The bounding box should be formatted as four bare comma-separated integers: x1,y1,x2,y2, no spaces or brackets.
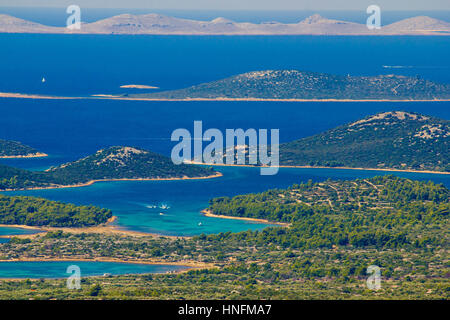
300,14,327,24
383,15,450,32
349,111,430,127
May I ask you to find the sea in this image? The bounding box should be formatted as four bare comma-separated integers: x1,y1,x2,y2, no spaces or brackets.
0,10,449,277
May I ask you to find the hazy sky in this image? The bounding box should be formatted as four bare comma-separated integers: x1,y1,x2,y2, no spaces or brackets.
1,0,449,11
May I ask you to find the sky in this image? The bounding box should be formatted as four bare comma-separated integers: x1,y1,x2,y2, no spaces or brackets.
1,0,449,11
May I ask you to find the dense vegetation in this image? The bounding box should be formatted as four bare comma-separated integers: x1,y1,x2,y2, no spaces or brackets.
130,70,450,100
280,111,450,172
0,164,54,190
0,146,217,191
0,139,43,157
0,194,112,227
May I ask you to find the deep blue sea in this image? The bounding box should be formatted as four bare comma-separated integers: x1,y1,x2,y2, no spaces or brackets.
0,35,449,238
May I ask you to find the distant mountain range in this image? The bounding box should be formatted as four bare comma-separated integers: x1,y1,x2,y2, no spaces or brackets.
128,70,450,101
280,111,450,172
0,13,449,35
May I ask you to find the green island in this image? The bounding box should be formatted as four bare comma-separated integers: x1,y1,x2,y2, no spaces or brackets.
279,111,450,172
128,70,450,101
0,146,219,191
0,139,47,158
0,195,112,227
0,175,448,299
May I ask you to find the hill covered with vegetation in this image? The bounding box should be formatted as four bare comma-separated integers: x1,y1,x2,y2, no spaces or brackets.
0,194,112,227
280,111,450,172
129,70,450,100
0,146,218,191
0,139,46,158
207,175,449,248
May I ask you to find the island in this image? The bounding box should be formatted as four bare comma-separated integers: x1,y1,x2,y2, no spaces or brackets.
126,70,450,101
279,111,450,172
0,139,47,158
0,146,221,191
120,84,159,89
0,13,449,35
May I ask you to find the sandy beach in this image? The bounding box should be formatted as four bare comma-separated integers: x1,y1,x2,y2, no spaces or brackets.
201,209,290,227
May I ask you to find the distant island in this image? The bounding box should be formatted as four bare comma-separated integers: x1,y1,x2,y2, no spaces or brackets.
120,84,159,89
0,194,112,227
0,13,449,35
126,70,450,101
0,139,47,158
1,70,449,102
0,146,220,191
280,111,450,172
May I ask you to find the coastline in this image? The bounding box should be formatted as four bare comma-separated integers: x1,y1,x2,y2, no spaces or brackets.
0,257,213,269
0,152,48,159
187,161,450,175
0,216,187,240
0,257,215,280
201,209,290,227
1,92,450,103
0,172,223,192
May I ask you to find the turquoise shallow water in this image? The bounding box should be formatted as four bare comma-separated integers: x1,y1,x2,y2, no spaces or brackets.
0,261,188,278
0,226,42,236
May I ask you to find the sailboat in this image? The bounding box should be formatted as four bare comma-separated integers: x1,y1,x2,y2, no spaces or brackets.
41,77,46,83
